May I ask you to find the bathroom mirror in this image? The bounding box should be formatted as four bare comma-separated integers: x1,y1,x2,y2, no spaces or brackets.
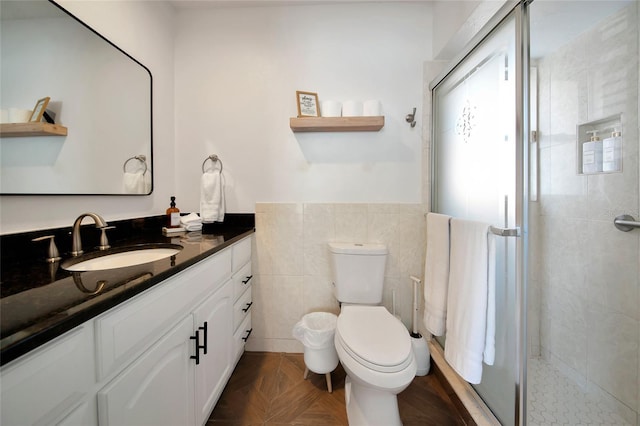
0,0,152,195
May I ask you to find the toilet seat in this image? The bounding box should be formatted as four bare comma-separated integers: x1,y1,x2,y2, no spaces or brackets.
336,306,413,373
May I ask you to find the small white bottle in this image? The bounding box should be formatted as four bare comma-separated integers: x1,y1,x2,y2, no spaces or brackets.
602,128,622,172
582,130,602,174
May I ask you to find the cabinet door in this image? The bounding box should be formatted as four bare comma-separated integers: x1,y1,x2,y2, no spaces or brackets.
97,316,195,426
57,399,97,426
1,326,95,426
193,279,234,426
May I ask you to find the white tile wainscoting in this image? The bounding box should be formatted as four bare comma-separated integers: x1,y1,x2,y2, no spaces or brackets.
245,202,427,353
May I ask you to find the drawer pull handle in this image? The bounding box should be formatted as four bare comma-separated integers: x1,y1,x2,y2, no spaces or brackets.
242,328,253,342
242,275,253,285
190,330,201,365
200,322,208,355
242,302,253,313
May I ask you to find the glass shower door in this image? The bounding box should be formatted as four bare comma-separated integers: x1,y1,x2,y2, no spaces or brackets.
431,12,518,426
527,1,639,425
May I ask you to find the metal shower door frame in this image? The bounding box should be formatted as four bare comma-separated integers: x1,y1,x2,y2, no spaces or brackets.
429,1,531,424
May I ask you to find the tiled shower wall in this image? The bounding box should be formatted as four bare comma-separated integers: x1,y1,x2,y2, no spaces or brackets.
529,3,639,424
246,203,427,353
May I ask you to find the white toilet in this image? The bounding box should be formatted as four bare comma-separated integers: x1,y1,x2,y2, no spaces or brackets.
329,242,416,426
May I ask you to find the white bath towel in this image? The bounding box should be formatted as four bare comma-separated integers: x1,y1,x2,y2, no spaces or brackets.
200,170,225,223
444,218,496,384
123,171,145,194
484,231,496,366
423,213,451,336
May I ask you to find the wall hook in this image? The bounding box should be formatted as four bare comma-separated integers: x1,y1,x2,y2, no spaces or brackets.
405,107,417,128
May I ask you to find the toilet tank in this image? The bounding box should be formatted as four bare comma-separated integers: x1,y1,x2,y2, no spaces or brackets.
328,242,388,304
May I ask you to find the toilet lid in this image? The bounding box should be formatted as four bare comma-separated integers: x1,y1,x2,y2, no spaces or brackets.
336,306,413,373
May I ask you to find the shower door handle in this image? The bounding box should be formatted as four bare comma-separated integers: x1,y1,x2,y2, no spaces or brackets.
489,226,520,237
614,215,640,232
492,195,520,237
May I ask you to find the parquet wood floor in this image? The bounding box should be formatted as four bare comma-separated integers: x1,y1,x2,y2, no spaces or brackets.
207,352,467,426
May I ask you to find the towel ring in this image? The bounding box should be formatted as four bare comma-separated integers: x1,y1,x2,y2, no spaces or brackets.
202,154,223,173
123,155,148,175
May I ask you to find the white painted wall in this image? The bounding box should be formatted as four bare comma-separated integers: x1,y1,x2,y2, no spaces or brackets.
432,0,481,58
0,1,175,234
432,0,509,60
174,3,432,213
0,1,440,233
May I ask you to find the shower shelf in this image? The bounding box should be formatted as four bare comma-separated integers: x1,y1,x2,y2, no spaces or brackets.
0,122,68,137
289,116,384,132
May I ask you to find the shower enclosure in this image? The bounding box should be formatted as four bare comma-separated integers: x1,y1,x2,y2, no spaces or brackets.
430,1,639,425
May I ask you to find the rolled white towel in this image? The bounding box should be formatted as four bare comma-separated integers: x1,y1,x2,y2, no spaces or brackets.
184,223,202,232
180,212,203,231
180,212,202,225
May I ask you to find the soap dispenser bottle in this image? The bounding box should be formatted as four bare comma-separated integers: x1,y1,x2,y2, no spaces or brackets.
166,196,180,228
602,128,622,172
582,130,602,174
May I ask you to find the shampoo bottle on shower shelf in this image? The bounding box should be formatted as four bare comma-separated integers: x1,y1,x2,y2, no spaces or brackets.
602,128,622,172
582,130,602,174
166,196,180,228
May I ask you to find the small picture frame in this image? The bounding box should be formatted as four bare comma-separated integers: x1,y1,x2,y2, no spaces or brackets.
29,97,50,122
296,91,320,117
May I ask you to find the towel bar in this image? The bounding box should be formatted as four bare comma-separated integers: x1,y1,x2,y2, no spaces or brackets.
614,214,640,232
489,226,520,237
202,154,223,173
123,155,148,175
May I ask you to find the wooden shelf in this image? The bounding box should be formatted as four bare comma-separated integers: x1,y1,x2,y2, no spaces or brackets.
0,122,68,137
289,116,384,132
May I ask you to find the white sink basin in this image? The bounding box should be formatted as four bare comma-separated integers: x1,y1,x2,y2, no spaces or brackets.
62,244,182,272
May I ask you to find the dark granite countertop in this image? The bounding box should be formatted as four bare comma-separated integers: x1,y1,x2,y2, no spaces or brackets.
0,214,255,366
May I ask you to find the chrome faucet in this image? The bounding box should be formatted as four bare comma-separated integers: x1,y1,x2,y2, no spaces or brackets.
71,213,109,257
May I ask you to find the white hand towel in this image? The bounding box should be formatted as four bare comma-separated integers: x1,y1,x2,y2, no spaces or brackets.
423,213,451,336
184,223,203,232
200,171,225,223
444,218,496,384
144,171,152,193
123,171,144,194
180,212,203,231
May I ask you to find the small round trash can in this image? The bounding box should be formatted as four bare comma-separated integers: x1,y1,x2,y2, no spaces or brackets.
292,312,339,392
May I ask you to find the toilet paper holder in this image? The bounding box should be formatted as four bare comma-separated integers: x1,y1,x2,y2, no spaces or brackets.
405,107,417,128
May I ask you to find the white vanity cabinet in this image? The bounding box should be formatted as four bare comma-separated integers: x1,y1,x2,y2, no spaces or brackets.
96,279,234,426
230,238,253,363
193,278,234,425
0,234,253,426
97,315,196,426
0,325,97,426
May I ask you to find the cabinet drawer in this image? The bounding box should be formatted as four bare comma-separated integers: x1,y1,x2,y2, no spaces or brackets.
232,262,253,301
231,236,252,272
95,249,232,380
233,315,252,363
1,326,95,426
233,286,252,332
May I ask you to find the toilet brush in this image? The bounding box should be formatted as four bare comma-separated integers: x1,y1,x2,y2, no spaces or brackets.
409,276,430,376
